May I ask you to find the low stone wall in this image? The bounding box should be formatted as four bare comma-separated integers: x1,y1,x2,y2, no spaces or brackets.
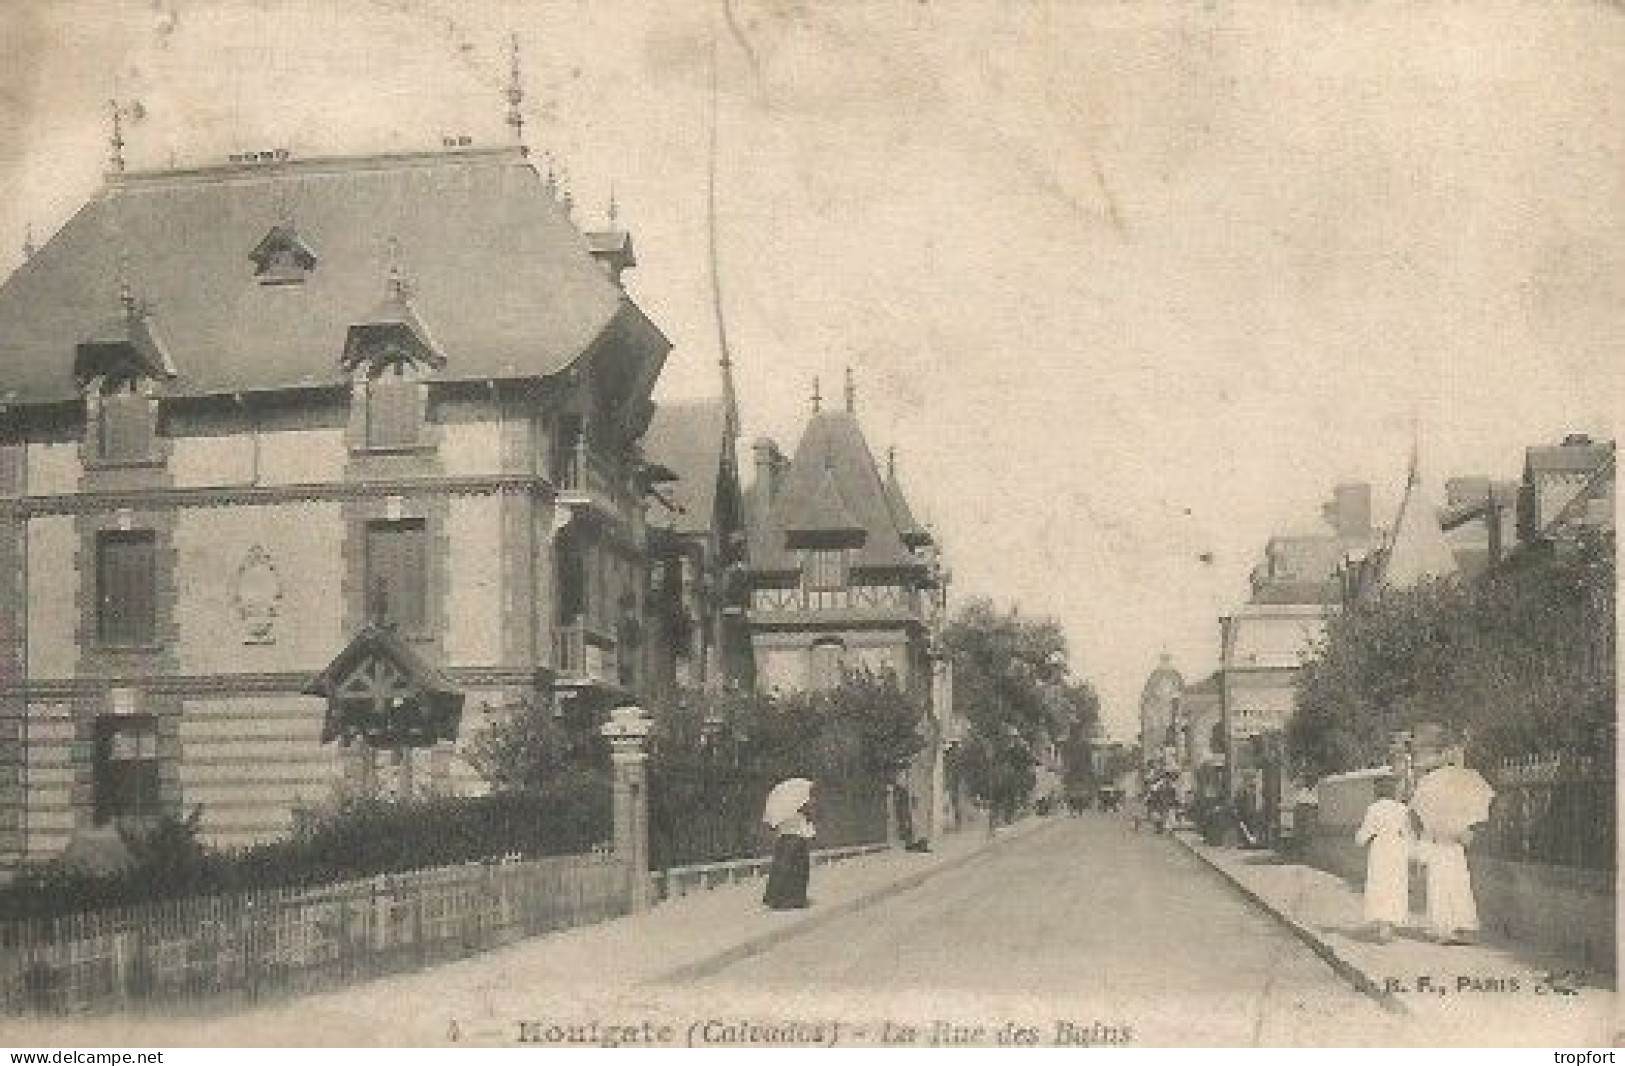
652,842,891,902
1301,771,1615,973
1303,768,1392,884
1470,855,1615,973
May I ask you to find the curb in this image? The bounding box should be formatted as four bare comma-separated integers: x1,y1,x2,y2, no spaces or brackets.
649,817,1064,986
1170,832,1410,1017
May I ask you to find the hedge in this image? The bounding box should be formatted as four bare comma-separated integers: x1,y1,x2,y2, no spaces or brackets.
0,769,612,923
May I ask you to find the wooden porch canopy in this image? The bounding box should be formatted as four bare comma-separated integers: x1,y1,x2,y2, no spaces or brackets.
306,623,464,748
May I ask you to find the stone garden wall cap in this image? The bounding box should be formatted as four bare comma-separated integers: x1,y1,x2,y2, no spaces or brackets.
601,704,653,739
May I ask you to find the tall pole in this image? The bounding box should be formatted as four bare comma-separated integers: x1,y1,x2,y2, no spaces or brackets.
1217,615,1235,803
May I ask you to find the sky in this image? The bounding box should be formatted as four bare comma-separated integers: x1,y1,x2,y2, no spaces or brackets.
0,0,1619,739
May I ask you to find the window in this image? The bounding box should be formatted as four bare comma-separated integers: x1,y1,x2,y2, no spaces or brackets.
809,639,846,691
556,528,588,624
94,715,160,825
250,224,318,286
96,530,157,646
365,368,422,448
97,387,155,465
804,549,848,591
366,518,428,631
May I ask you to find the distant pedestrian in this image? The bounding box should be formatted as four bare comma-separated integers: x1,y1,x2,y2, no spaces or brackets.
1354,775,1412,942
762,778,815,910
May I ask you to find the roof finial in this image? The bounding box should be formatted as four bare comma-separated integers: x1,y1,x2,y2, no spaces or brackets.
21,224,35,261
811,376,821,414
115,251,137,318
558,165,574,217
505,31,527,155
108,100,127,173
385,236,407,300
844,367,856,413
541,151,558,196
887,446,896,480
607,184,619,227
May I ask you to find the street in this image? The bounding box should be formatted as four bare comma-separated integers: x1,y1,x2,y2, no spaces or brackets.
11,814,1557,1048
674,814,1420,1046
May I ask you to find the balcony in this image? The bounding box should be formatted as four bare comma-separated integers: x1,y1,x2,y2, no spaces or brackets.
555,436,624,518
553,618,620,689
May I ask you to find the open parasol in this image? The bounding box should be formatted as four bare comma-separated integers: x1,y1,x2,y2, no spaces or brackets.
763,777,814,830
1410,764,1495,839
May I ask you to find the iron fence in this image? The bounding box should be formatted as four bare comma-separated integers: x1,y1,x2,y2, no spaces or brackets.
1482,751,1614,870
0,848,629,1015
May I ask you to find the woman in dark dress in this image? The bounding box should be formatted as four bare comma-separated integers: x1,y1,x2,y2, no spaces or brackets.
762,779,815,910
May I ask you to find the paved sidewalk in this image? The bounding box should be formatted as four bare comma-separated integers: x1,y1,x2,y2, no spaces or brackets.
5,818,1056,1047
1174,832,1617,1047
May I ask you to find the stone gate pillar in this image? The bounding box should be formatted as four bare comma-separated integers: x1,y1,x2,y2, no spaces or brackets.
600,705,652,911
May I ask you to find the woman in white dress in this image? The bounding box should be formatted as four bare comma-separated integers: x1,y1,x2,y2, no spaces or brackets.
1411,746,1493,945
1354,775,1412,942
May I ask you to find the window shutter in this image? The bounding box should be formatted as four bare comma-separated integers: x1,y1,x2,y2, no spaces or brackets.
366,519,428,629
100,392,153,463
98,531,156,646
367,376,421,447
398,520,427,628
806,549,847,591
810,641,845,691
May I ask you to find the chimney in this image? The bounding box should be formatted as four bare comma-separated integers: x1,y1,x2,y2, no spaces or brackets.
752,437,783,526
1329,482,1371,541
1445,476,1489,508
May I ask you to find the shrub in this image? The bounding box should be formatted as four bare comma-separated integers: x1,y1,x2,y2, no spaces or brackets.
0,774,613,922
1290,531,1615,777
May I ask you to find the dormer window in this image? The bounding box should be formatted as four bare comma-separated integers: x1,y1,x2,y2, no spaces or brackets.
95,379,158,465
364,363,424,449
76,298,174,468
804,548,848,591
250,224,318,285
344,249,445,452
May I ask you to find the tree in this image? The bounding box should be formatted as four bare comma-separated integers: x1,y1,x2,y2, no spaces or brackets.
1290,531,1615,779
943,598,1102,818
465,695,605,794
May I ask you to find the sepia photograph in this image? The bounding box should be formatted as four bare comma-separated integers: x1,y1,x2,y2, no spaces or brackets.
0,0,1617,1050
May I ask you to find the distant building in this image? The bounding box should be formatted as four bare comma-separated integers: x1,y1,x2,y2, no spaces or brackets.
744,380,939,695
742,375,951,838
1518,434,1614,547
1439,476,1519,579
1182,671,1224,786
1138,656,1184,771
0,146,673,873
641,399,752,702
1219,483,1380,838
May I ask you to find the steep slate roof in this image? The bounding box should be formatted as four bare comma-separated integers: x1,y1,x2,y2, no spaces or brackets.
883,463,930,547
778,468,863,535
1381,469,1459,588
0,147,666,403
643,400,728,537
1544,450,1615,534
749,410,921,573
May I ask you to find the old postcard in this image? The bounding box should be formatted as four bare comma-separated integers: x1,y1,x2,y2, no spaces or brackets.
0,0,1616,1050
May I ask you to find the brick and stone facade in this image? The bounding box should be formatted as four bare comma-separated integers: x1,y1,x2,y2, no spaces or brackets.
0,147,672,875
